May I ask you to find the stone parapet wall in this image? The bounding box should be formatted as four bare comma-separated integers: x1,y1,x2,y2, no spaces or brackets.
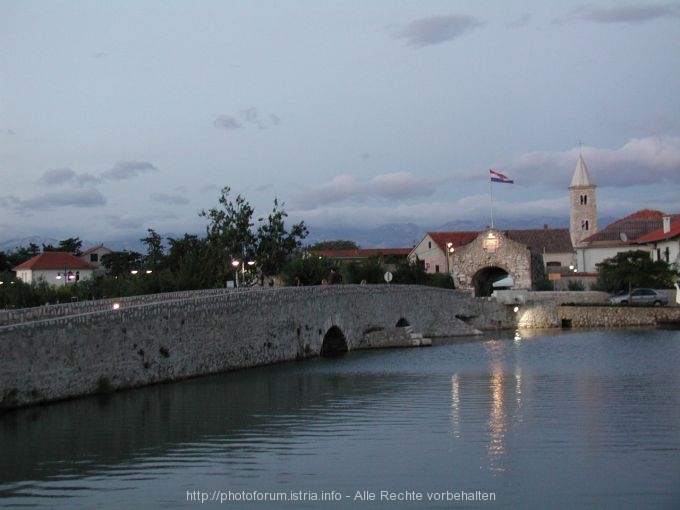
0,288,233,326
557,305,680,328
0,285,502,408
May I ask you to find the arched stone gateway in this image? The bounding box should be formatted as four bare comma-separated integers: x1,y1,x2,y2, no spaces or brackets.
472,266,509,298
452,228,533,296
320,326,348,356
395,318,410,327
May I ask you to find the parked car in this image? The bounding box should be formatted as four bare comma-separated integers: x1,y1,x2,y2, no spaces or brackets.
609,288,669,306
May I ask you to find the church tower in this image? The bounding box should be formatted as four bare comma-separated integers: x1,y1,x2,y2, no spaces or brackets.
569,154,598,247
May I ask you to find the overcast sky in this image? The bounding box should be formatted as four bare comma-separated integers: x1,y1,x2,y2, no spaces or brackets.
1,1,679,244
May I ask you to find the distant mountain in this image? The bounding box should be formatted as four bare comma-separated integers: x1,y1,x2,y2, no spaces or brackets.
0,236,60,253
5,216,609,254
306,223,426,249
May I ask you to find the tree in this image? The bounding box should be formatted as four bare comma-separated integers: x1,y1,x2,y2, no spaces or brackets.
281,254,336,286
41,237,83,255
308,240,359,250
165,234,209,289
58,237,83,255
200,187,308,285
594,249,678,293
393,257,428,285
255,198,308,277
101,251,143,277
8,244,40,266
140,229,165,270
200,187,257,286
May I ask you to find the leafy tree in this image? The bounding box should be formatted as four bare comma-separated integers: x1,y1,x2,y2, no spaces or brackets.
40,237,83,255
343,255,385,284
594,249,678,293
281,254,336,286
101,251,143,277
141,229,165,270
165,234,210,289
200,187,257,286
393,257,427,285
8,244,40,266
58,237,83,255
0,251,11,273
255,198,308,277
308,240,359,250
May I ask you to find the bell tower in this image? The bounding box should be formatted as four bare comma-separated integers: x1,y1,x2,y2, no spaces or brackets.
569,154,597,247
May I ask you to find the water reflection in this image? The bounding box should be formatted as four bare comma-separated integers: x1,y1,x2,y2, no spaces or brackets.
1,366,410,487
2,329,680,510
450,340,525,474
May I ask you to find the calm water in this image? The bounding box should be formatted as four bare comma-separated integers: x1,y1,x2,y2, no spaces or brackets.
2,328,680,509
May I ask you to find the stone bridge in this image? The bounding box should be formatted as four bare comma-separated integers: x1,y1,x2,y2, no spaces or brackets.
0,285,509,408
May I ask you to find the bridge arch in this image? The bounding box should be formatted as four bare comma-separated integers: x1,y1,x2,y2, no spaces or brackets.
320,326,348,356
472,266,510,297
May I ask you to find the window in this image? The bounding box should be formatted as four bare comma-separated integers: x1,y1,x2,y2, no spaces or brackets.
90,253,99,262
428,241,431,249
581,219,589,231
435,265,440,273
580,194,588,205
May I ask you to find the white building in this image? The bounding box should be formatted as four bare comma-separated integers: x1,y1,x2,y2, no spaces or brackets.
636,216,680,266
13,252,97,287
80,244,113,276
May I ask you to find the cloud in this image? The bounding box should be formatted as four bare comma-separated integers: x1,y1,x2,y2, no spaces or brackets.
0,128,15,136
294,171,438,210
507,14,531,28
38,168,101,187
562,3,680,24
101,160,158,180
16,188,107,210
214,115,243,131
214,107,282,131
502,136,680,188
150,192,190,205
396,15,483,47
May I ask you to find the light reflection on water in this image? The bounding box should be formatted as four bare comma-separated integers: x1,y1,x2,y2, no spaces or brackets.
1,328,680,509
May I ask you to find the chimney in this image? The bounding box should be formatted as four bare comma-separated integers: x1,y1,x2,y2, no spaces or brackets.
663,216,671,234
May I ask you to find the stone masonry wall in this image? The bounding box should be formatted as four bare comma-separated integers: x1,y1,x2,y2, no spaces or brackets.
0,285,499,408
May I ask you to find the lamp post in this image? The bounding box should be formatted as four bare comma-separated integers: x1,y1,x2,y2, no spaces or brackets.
231,259,256,288
55,269,76,286
446,242,454,274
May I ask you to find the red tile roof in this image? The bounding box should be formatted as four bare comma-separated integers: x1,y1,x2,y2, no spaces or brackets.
80,244,111,256
581,209,680,244
311,248,411,259
636,218,680,243
426,231,479,252
505,228,573,253
13,252,97,271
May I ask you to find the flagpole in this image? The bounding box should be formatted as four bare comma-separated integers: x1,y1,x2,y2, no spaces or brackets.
489,174,495,228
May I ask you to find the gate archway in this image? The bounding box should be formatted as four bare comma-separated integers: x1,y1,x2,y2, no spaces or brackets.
320,326,348,356
472,266,510,297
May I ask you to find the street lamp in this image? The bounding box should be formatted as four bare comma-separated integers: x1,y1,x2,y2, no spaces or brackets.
446,242,454,274
56,270,77,286
231,259,255,288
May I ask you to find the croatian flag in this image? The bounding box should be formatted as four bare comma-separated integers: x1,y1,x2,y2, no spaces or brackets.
490,169,513,184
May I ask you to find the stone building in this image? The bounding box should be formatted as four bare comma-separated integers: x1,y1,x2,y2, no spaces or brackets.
451,228,537,296
569,153,598,248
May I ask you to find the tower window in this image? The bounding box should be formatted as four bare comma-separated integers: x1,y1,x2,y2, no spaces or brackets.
581,219,589,231
580,194,587,205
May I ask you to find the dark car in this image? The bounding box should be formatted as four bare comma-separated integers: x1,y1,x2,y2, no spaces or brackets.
609,288,669,306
